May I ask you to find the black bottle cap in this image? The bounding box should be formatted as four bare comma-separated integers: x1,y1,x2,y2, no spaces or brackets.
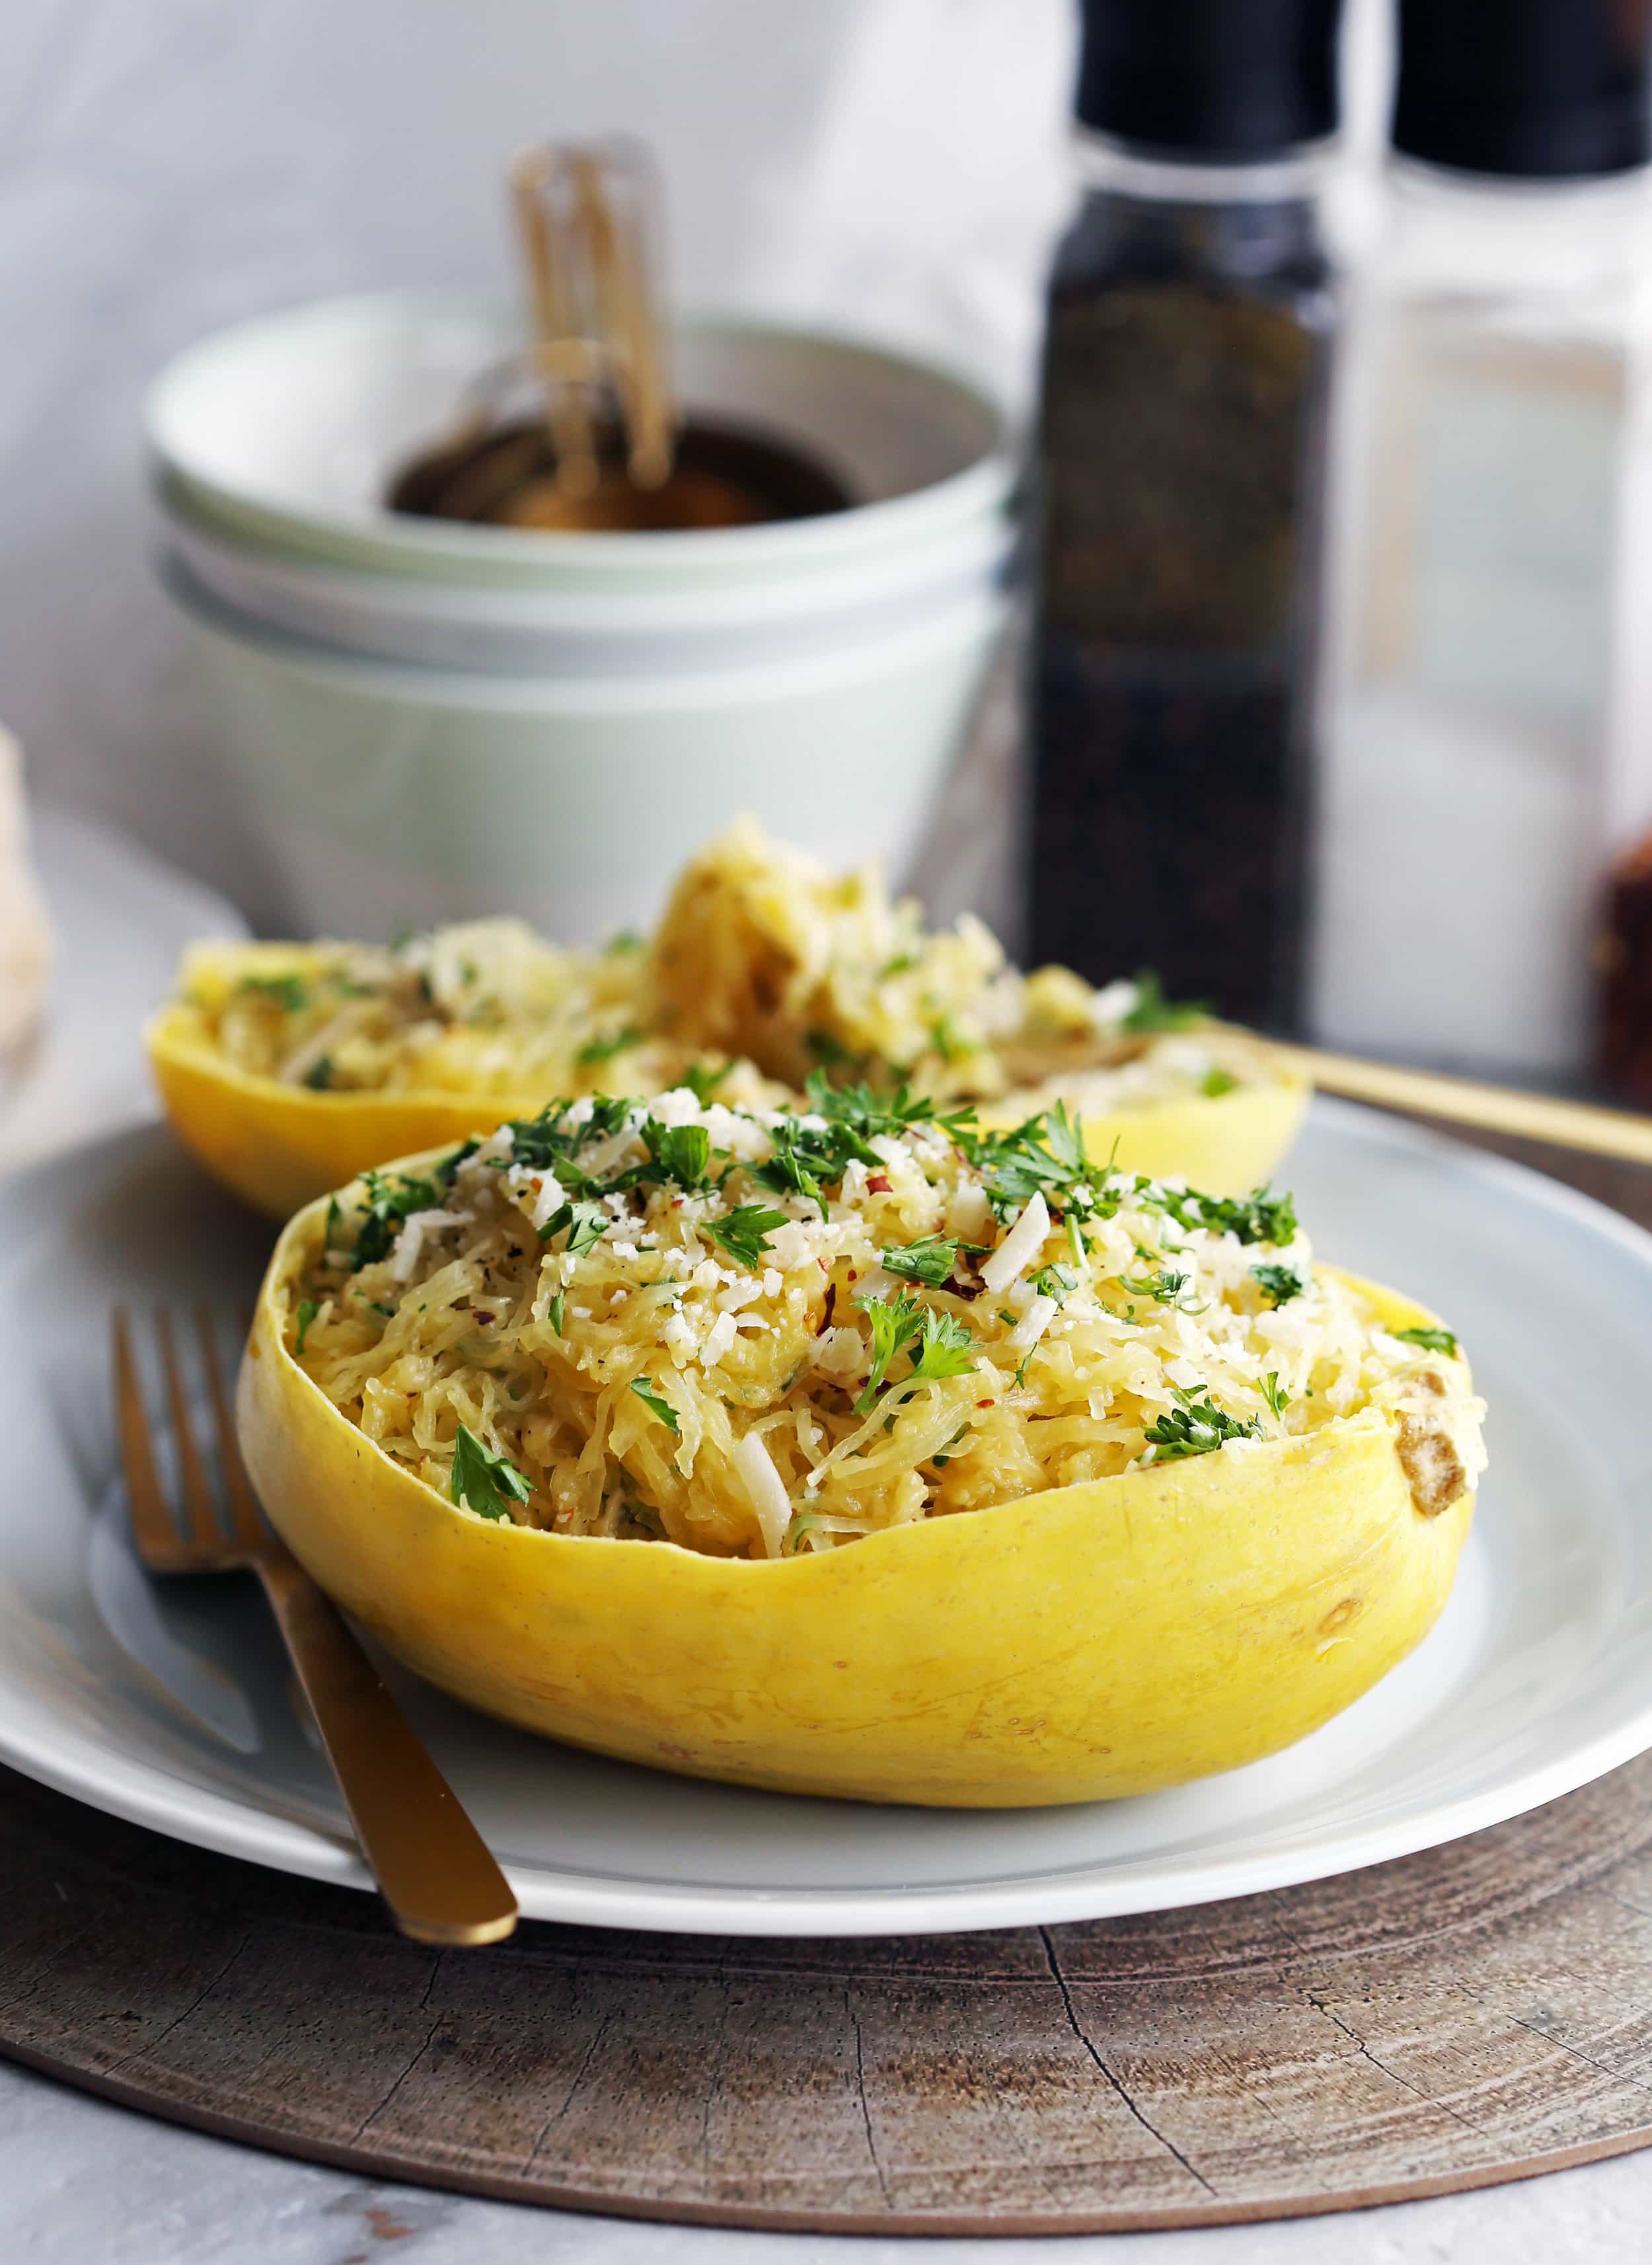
1394,0,1652,179
1074,0,1342,161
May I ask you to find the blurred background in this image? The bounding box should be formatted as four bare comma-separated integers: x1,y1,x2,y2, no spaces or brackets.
17,0,1652,1098
3,0,1072,892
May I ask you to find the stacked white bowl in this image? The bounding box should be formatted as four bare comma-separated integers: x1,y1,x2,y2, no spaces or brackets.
148,292,1016,942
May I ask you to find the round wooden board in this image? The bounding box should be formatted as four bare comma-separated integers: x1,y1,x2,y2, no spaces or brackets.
9,1126,1652,2234
7,1753,1652,2235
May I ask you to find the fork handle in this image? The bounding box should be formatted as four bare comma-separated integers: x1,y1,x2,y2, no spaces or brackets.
253,1553,518,1946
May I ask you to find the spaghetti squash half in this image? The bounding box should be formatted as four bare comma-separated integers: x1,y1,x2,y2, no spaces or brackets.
151,823,1307,1216
239,1083,1480,1805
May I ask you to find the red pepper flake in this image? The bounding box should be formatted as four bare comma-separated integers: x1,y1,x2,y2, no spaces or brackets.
977,1398,995,1408
866,1174,891,1194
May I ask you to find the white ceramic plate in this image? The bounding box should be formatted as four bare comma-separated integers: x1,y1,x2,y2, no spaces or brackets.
0,807,246,1176
3,1101,1651,1937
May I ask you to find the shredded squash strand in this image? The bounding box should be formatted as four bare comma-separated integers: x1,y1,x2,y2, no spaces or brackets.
291,1085,1486,1561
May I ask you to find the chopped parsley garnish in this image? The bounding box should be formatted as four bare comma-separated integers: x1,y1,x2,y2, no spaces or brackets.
855,1291,923,1412
854,1294,973,1410
604,929,643,955
956,1099,1098,1220
240,973,309,1012
881,1235,961,1288
304,1057,334,1091
1148,1182,1298,1247
576,1025,642,1065
1260,1371,1291,1420
351,1168,443,1268
1252,1262,1305,1307
910,1309,975,1383
1201,1066,1240,1098
1395,1324,1459,1358
807,1071,969,1145
548,1292,565,1334
1143,1393,1263,1461
1121,971,1209,1034
449,1424,533,1523
647,1120,712,1190
1121,1266,1187,1305
628,1377,681,1436
806,1027,852,1067
1032,1262,1080,1306
704,1203,788,1270
681,1061,729,1106
294,1299,319,1355
539,1197,608,1254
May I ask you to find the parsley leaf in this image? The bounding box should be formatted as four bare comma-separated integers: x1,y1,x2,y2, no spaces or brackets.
449,1424,533,1522
854,1291,924,1412
881,1235,961,1287
1120,1266,1188,1304
1147,1182,1297,1247
1261,1371,1291,1419
681,1061,729,1106
1252,1262,1305,1306
1201,1066,1240,1098
304,1057,334,1091
628,1376,681,1436
352,1169,442,1268
704,1203,788,1270
1142,1393,1262,1461
548,1291,565,1334
1032,1262,1080,1306
294,1299,319,1355
910,1309,975,1383
240,972,309,1012
576,1025,642,1065
1395,1324,1459,1357
646,1120,711,1190
1121,971,1209,1033
539,1197,608,1253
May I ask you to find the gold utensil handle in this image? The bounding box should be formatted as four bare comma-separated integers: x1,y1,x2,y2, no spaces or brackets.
254,1551,517,1946
1271,1041,1652,1168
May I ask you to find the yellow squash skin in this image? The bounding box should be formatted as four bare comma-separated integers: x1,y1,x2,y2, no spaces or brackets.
239,1192,1473,1808
147,944,564,1221
977,1077,1310,1202
153,941,1311,1217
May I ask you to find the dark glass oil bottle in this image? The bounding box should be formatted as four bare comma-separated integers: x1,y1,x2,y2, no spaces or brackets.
1028,0,1341,1032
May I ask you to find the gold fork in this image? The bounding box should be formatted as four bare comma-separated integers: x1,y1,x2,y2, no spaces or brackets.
112,1307,518,1946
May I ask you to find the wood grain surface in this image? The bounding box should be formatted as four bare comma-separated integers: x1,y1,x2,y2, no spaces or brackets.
5,1121,1652,2235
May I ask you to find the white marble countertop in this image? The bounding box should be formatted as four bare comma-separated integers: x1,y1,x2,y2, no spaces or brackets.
5,812,1649,2262
7,2055,1652,2264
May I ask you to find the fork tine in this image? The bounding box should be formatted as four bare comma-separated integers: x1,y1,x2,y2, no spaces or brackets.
155,1308,221,1552
196,1307,264,1550
113,1307,184,1570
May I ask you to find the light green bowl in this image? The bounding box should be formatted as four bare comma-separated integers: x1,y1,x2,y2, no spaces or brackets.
148,292,1016,595
170,563,1008,942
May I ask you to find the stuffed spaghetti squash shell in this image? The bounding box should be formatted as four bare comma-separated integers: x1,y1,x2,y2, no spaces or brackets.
149,823,1306,1217
237,1088,1477,1808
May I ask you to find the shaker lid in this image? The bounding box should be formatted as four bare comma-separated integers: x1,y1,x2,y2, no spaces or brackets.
1074,0,1342,161
1394,0,1652,178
